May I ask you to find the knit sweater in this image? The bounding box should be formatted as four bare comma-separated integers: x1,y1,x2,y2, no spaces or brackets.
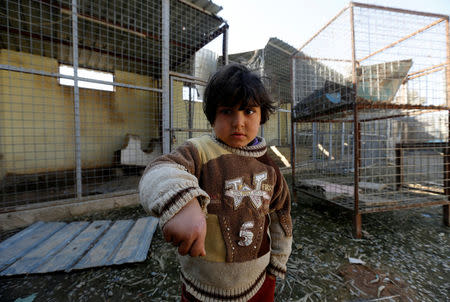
139,135,292,302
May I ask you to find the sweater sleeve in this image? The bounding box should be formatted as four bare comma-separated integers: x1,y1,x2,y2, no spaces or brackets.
138,141,210,228
267,175,292,279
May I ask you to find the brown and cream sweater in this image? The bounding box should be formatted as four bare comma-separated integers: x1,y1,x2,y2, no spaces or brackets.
139,135,292,302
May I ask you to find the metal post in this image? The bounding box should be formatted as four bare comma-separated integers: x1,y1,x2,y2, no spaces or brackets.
329,122,332,161
341,122,345,159
188,84,193,139
444,18,450,226
312,123,317,161
350,2,362,238
278,102,281,146
169,76,174,152
222,27,228,66
162,0,170,154
72,0,82,199
291,56,297,200
395,144,403,190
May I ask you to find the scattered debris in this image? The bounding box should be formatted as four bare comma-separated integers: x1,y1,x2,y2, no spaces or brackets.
14,293,37,302
337,264,416,301
348,257,366,265
0,197,448,301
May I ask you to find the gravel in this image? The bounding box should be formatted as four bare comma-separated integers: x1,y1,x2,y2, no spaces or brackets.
0,189,448,302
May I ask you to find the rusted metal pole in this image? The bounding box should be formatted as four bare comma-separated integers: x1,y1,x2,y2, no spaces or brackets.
350,2,362,238
444,18,450,226
360,18,445,62
352,2,449,19
222,27,228,66
405,63,447,79
162,0,170,154
72,0,82,199
298,5,350,52
395,144,403,191
445,111,450,226
291,56,297,201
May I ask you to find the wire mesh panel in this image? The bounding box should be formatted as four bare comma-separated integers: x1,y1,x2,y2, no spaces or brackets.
262,39,293,147
226,37,294,162
170,74,212,150
0,0,225,211
0,0,163,209
292,3,449,235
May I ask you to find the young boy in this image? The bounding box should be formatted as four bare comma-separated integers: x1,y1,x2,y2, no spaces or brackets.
139,63,292,302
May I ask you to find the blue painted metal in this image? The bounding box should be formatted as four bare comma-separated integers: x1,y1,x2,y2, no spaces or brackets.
110,217,159,265
72,220,134,270
1,221,89,275
0,217,159,276
35,220,111,273
0,221,66,272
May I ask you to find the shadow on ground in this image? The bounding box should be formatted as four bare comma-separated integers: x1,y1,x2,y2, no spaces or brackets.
0,192,448,301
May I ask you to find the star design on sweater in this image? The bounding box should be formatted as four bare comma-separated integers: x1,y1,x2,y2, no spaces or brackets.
224,172,270,209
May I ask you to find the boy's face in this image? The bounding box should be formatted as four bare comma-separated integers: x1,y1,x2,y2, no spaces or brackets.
213,103,261,148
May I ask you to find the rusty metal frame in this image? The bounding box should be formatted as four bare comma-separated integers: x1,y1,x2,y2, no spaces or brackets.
298,5,350,52
404,63,447,83
294,103,450,123
359,18,446,63
292,2,450,237
351,2,449,19
350,2,363,238
445,18,450,226
296,187,450,214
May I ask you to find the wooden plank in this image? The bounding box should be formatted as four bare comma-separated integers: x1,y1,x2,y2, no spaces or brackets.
33,220,111,273
111,217,158,265
1,222,89,276
72,220,134,270
0,221,66,272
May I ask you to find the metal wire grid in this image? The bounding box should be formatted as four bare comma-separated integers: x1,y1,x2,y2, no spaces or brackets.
223,38,294,148
261,40,293,147
170,75,211,150
0,0,225,210
263,104,291,147
292,3,449,215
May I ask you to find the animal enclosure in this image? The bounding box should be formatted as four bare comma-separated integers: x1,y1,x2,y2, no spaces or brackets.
0,0,227,214
0,0,292,225
227,38,295,147
291,2,450,237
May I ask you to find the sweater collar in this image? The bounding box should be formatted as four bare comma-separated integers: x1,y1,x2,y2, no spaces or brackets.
211,134,267,158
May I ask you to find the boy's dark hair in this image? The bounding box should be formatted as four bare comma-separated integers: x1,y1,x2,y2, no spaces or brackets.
203,63,276,125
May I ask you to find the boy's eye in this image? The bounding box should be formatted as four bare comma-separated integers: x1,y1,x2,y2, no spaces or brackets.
220,108,232,115
244,108,255,115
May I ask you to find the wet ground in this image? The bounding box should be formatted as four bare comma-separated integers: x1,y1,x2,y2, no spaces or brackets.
0,189,448,302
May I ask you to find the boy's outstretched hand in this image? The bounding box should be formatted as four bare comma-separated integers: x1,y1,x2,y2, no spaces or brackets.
162,198,207,257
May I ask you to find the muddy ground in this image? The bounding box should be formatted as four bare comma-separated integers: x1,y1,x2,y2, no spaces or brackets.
0,188,448,302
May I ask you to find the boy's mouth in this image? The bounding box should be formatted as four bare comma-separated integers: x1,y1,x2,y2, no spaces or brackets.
231,132,245,137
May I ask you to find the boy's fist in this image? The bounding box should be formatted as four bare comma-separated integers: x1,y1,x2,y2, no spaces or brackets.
162,198,207,257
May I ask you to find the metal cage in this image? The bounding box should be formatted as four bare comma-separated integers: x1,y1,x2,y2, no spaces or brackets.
0,0,227,215
291,2,450,237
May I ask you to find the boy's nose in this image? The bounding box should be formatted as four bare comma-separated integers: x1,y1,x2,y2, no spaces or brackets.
232,112,245,127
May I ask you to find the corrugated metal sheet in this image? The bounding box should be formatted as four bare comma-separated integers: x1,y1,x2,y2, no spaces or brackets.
0,217,158,276
183,0,223,15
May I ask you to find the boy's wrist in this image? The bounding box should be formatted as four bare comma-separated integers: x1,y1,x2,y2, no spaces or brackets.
267,273,276,280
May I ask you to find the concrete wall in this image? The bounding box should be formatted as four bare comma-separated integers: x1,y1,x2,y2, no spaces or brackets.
264,103,291,146
0,49,160,179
